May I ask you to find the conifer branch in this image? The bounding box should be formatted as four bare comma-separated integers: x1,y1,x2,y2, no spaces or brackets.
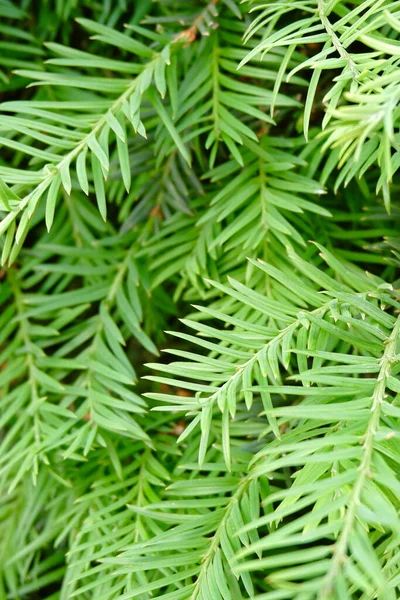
318,315,400,598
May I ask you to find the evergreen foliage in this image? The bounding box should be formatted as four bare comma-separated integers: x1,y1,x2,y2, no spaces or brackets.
0,0,400,598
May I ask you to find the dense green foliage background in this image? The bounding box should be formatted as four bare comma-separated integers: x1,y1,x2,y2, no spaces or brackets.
0,0,400,598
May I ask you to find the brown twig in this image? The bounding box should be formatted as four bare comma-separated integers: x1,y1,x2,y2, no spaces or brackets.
174,0,219,45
